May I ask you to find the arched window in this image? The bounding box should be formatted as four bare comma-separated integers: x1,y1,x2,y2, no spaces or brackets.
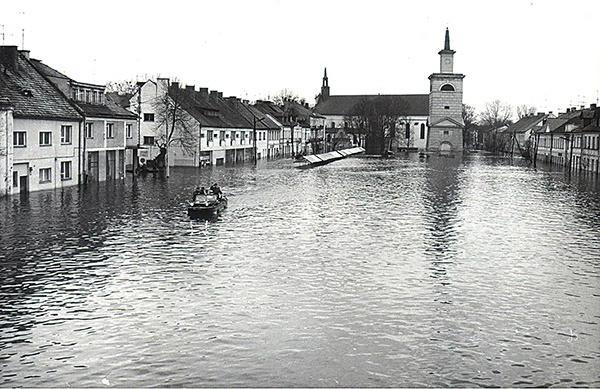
441,84,455,91
405,123,410,139
420,123,425,139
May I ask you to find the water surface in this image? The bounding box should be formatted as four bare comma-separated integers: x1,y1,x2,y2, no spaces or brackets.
1,154,599,387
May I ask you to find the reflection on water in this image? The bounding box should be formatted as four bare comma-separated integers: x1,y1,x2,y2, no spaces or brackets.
0,154,599,387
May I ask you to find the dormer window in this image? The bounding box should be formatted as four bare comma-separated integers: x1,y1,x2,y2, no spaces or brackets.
21,89,33,97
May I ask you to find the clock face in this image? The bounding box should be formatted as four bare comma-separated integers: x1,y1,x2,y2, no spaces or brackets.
445,59,451,64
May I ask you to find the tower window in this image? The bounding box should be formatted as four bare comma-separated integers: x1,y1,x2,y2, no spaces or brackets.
444,106,450,109
441,84,455,91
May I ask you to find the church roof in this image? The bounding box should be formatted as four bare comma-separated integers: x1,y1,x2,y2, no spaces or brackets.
314,94,429,117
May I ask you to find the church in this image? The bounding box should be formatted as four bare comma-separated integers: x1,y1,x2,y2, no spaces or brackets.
313,29,464,154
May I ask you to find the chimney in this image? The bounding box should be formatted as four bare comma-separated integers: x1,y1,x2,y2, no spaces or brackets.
591,103,597,109
186,85,195,92
199,87,208,95
19,50,30,59
217,92,223,99
566,108,570,113
0,46,19,72
210,90,218,99
171,81,180,89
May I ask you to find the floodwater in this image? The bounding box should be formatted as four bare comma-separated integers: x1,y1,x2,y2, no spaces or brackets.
1,154,599,387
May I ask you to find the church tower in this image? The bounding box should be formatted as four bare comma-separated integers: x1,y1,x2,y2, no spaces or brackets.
320,67,330,102
427,28,465,153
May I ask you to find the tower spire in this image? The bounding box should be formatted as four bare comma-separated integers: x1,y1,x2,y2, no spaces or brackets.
320,67,330,102
444,28,450,51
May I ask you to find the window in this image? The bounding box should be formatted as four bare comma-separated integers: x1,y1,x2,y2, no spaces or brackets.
126,124,133,138
143,136,155,145
85,122,93,138
144,113,155,122
13,131,26,147
405,123,410,139
61,125,72,144
441,84,455,91
444,106,450,110
39,131,52,146
106,123,114,139
85,90,91,103
60,161,72,180
420,124,425,139
443,130,450,135
39,168,51,183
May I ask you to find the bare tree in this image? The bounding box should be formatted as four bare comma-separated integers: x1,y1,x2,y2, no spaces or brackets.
106,74,161,95
271,89,299,105
349,96,411,156
480,100,513,127
151,84,199,176
516,104,537,119
105,79,138,95
462,104,477,149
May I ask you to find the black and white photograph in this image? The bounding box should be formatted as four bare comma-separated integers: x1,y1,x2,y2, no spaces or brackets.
1,0,599,387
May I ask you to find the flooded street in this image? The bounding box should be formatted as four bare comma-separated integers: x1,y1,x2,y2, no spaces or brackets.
1,154,599,387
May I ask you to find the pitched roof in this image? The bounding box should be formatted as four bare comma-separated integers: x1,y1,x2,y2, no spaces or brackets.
170,86,256,129
544,117,570,133
106,92,134,110
29,58,136,120
502,113,546,134
314,94,429,116
0,47,82,121
78,95,137,119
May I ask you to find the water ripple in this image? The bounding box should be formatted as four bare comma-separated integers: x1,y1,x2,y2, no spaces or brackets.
0,155,599,387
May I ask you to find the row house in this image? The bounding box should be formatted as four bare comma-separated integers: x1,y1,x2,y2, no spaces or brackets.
535,104,600,173
130,78,281,167
31,58,138,181
254,99,321,157
0,46,83,196
496,113,548,157
281,99,320,156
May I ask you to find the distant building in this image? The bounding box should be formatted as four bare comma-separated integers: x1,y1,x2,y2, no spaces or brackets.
498,113,548,156
313,29,465,154
313,68,429,153
0,46,83,196
535,104,599,173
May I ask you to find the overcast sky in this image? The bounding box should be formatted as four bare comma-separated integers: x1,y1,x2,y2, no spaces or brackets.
2,0,599,115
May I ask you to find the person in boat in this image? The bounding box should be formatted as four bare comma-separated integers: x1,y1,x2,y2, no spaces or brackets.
210,183,222,200
192,186,207,201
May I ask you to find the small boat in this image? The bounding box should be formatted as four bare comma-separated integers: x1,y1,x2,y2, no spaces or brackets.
187,194,228,218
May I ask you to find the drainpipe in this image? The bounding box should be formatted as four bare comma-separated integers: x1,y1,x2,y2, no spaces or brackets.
77,119,86,186
198,123,202,167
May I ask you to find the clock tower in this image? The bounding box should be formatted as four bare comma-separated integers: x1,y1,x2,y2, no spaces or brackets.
427,28,465,153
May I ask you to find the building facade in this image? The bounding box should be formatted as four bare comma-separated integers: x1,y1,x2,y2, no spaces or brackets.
31,59,138,182
0,46,83,196
535,105,600,173
314,30,464,154
427,28,465,153
130,78,282,168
